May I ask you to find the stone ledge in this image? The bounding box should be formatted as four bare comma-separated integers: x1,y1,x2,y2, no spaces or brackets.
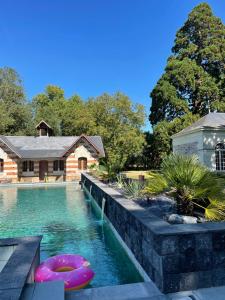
81,173,225,293
0,236,42,300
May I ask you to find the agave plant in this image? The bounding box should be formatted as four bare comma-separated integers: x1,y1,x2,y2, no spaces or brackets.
116,174,126,189
123,180,145,198
144,154,225,220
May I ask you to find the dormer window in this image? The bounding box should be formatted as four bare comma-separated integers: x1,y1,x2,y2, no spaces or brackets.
36,120,53,137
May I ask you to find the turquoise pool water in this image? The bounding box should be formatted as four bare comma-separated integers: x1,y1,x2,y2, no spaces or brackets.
0,184,142,287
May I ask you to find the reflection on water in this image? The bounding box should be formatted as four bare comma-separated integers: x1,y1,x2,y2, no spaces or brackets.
0,184,142,287
0,188,17,211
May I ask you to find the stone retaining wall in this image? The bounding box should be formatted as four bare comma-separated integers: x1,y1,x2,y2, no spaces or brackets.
82,173,225,293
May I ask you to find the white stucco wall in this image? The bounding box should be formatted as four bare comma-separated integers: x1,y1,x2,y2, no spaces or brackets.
172,131,204,164
173,129,225,171
202,130,225,170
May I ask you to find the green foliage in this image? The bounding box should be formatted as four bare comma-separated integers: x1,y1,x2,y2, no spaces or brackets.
144,154,225,220
144,172,168,195
88,163,97,170
32,85,66,135
122,180,145,198
0,67,32,135
89,162,115,181
0,66,145,172
152,113,200,163
31,86,145,172
149,3,225,167
86,93,146,172
116,174,126,189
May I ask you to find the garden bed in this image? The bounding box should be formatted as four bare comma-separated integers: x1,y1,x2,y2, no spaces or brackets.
82,172,225,293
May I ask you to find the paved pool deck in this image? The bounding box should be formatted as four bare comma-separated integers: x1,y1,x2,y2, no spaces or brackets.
66,282,166,300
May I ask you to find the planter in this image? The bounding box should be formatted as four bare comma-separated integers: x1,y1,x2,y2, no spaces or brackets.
82,173,225,293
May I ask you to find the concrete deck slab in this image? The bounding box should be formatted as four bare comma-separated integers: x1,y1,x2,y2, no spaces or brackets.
193,286,225,300
20,281,64,300
168,285,225,300
66,282,165,300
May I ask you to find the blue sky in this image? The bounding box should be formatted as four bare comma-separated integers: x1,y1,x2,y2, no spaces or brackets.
0,1,225,129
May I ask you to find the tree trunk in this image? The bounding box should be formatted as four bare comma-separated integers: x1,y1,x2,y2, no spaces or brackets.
176,196,194,216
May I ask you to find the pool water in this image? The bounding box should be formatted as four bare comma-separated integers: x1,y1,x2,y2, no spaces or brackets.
0,184,143,287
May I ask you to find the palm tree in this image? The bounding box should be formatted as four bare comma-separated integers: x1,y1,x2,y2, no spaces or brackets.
144,154,225,220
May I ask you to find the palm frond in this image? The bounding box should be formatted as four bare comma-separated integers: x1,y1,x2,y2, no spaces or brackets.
144,173,168,195
205,203,225,221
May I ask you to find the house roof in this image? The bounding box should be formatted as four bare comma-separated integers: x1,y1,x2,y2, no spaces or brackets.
172,113,225,138
0,135,105,159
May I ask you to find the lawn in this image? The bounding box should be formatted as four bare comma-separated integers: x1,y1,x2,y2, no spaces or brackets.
121,170,155,180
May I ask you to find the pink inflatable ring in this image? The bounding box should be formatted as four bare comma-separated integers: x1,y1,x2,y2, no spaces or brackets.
35,254,95,291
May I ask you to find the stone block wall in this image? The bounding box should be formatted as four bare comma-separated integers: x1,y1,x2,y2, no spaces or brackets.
82,173,225,293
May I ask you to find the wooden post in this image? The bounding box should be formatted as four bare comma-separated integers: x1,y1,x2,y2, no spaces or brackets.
139,175,145,182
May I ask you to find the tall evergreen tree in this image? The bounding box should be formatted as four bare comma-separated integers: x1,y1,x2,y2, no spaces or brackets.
149,3,225,165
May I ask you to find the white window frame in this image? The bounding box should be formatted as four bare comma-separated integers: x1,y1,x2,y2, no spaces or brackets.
22,160,34,176
53,160,64,175
215,143,225,171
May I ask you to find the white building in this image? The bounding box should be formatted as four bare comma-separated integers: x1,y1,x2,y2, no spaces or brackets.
172,113,225,171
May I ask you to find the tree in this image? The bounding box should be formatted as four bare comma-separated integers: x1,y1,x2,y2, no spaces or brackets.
149,3,225,166
87,93,146,173
32,85,66,135
0,67,32,135
61,95,95,136
32,88,145,172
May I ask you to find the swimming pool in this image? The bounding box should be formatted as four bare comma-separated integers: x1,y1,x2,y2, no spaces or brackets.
0,184,143,288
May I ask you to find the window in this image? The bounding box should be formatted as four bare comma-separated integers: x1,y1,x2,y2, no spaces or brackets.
29,161,34,172
0,159,3,173
59,160,64,171
23,161,34,172
53,160,58,171
53,160,64,172
215,143,225,171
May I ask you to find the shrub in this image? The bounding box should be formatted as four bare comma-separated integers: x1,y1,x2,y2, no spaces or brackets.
144,154,225,220
123,180,145,198
116,174,126,189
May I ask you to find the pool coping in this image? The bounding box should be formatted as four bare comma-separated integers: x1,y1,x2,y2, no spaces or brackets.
66,281,166,300
81,173,225,293
0,181,80,188
83,184,151,283
0,236,42,300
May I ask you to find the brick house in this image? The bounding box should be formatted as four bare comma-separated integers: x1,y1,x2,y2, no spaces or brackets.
0,121,105,183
